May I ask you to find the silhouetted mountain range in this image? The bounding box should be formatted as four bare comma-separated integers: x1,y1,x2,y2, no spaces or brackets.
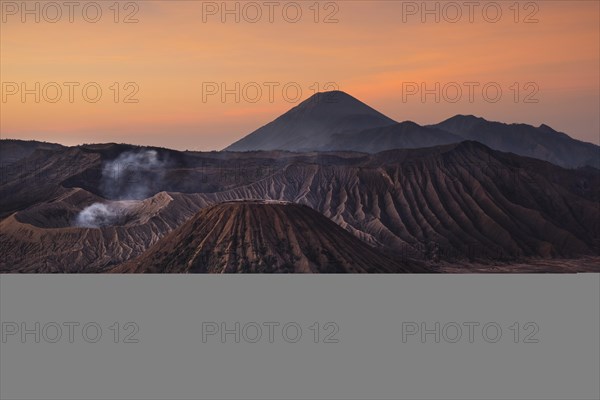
430,115,599,169
322,121,462,153
226,91,599,169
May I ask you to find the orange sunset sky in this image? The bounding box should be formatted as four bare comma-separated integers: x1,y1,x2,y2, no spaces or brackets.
1,0,599,150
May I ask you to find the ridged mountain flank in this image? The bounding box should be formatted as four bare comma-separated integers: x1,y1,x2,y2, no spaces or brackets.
113,201,422,273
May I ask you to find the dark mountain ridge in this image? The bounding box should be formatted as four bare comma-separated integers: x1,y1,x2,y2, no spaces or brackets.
431,115,599,168
225,91,599,168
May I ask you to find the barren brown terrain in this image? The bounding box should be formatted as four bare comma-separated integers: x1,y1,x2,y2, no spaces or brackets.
1,140,598,273
1,92,598,273
114,201,424,273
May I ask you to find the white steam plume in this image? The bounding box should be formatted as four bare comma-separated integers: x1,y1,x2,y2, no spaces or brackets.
101,150,167,200
74,150,167,228
74,203,122,228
